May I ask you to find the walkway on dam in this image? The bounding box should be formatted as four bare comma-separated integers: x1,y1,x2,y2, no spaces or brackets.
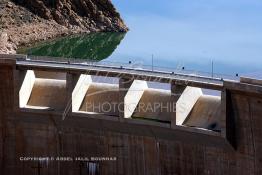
16,59,225,90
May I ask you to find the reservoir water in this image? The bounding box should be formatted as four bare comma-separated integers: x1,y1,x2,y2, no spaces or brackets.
19,0,262,79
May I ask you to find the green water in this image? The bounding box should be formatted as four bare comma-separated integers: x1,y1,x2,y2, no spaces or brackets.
18,32,126,61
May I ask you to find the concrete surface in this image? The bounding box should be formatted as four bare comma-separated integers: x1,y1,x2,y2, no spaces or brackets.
19,70,35,108
27,78,67,111
240,76,262,86
34,70,67,80
133,88,173,122
72,74,92,112
79,83,119,116
124,80,148,118
176,86,203,125
184,95,222,131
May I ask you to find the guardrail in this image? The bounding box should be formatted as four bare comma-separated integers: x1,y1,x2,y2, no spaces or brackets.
25,55,238,81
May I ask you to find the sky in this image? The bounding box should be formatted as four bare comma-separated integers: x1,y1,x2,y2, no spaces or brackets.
109,0,262,76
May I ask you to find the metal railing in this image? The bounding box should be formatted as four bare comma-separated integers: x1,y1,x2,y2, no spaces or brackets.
26,55,238,81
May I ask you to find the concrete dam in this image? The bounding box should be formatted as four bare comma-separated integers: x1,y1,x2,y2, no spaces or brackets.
0,54,262,174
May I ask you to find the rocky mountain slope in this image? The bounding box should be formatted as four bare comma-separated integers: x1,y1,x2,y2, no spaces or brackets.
0,0,128,54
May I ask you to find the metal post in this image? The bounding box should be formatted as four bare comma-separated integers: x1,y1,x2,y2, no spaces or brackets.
152,54,154,71
211,60,214,78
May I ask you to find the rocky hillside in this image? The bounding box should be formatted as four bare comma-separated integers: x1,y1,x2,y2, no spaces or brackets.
0,0,128,54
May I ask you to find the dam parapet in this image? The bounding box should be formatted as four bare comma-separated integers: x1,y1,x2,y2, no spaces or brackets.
1,54,262,174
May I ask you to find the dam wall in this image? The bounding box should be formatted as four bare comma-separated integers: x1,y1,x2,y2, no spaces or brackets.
0,55,262,174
